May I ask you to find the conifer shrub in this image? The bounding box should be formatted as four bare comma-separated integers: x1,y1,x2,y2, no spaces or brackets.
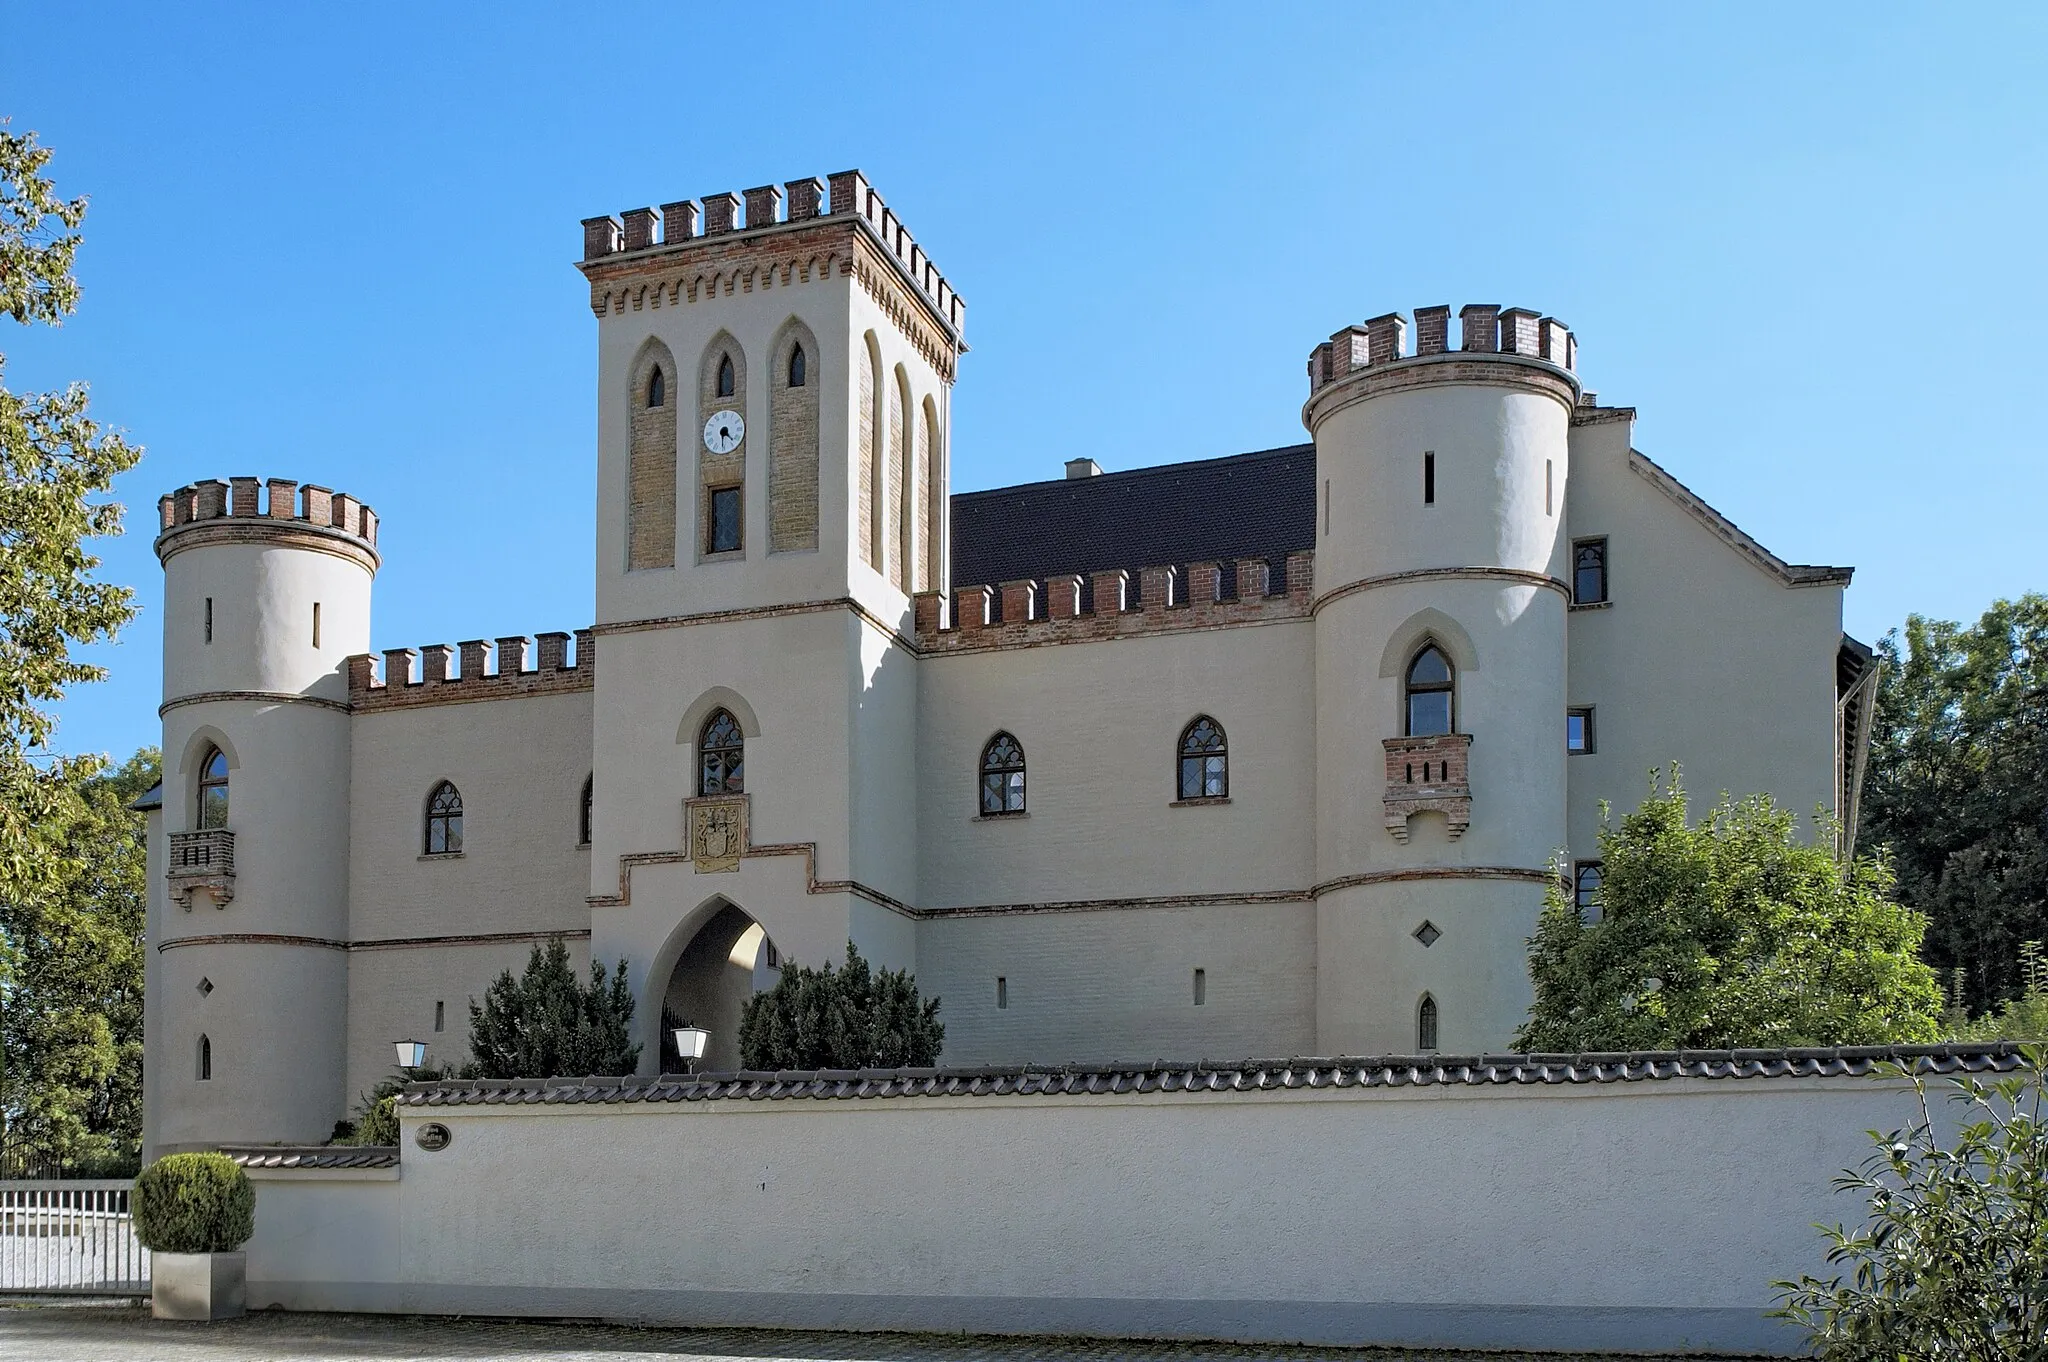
738,942,942,1070
132,1152,254,1254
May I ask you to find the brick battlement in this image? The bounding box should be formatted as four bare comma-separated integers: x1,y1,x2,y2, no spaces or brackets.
914,554,1314,654
578,170,964,339
154,478,379,567
348,630,594,711
1307,305,1575,394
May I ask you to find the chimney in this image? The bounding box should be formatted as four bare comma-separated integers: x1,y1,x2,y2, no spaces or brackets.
1065,458,1102,480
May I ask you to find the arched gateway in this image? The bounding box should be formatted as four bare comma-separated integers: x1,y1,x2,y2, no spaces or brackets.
648,899,779,1074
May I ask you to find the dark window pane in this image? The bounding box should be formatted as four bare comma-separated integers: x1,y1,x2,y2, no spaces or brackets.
648,368,664,407
717,355,735,398
1566,712,1587,751
710,487,741,554
788,345,806,387
700,710,744,795
1408,691,1452,737
1574,541,1607,604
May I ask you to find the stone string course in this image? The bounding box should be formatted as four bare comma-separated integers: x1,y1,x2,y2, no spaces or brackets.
1307,303,1575,393
401,1043,2023,1108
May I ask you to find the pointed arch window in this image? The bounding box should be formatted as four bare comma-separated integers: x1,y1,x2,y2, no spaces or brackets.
197,745,229,829
788,344,806,388
425,781,463,855
979,733,1026,816
198,1034,212,1081
1405,645,1454,737
1417,995,1439,1051
647,366,665,408
699,710,744,795
579,774,594,846
716,354,735,398
1177,717,1228,800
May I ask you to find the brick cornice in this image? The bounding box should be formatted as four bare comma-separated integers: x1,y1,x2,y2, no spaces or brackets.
153,519,380,574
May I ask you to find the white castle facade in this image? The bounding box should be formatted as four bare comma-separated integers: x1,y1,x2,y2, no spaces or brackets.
140,172,1875,1155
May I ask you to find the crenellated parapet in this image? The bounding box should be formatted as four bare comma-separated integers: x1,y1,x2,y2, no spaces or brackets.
914,554,1314,654
1304,305,1579,421
347,630,595,711
576,170,964,378
154,477,380,572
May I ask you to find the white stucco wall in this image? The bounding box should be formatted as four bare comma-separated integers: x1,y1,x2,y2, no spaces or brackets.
239,1074,1929,1355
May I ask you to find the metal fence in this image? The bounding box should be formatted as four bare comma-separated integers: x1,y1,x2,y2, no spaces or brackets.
0,1181,150,1295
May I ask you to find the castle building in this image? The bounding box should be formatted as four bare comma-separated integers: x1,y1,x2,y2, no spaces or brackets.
139,172,1875,1153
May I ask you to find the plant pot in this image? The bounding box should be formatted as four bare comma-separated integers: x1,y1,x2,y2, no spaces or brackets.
151,1250,246,1321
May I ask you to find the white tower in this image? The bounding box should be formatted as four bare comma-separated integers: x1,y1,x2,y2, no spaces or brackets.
146,477,377,1152
1306,306,1579,1052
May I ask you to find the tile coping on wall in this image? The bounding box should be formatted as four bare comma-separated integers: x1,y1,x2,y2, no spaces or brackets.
219,1145,398,1169
397,1043,2021,1108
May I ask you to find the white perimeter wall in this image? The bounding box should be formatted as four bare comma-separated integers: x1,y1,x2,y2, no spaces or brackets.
244,1075,1924,1356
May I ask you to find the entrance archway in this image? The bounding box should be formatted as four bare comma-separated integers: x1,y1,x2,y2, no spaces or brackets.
656,901,779,1073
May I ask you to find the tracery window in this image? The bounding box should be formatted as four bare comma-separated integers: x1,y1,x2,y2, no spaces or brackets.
699,710,744,795
716,354,735,398
1405,645,1455,737
1574,860,1604,922
1177,717,1228,800
1417,995,1439,1051
647,366,665,408
197,744,230,829
788,344,806,387
1574,538,1608,605
979,732,1026,816
425,781,463,855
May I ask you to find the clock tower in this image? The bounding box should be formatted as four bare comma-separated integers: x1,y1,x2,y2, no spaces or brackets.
573,174,964,1067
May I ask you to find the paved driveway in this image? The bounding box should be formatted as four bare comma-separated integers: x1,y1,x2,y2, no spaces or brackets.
0,1306,1714,1361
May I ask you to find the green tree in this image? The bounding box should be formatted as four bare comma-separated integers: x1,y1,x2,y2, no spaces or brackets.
1861,597,2048,1016
466,939,639,1079
1773,1047,2048,1359
0,125,144,876
1516,770,1943,1052
0,747,154,1172
1949,942,2048,1043
738,941,943,1071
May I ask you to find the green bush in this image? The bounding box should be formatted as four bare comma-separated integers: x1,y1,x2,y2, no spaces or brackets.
132,1152,254,1254
738,941,942,1070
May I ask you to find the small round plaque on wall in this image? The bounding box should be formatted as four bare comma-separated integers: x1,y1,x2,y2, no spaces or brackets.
414,1122,452,1152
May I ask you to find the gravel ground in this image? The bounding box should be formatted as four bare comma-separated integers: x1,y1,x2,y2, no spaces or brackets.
0,1305,1737,1362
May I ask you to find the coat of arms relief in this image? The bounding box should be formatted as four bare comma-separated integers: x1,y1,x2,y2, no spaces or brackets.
686,795,748,873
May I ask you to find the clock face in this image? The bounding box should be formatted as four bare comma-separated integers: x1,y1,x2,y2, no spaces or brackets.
703,410,745,454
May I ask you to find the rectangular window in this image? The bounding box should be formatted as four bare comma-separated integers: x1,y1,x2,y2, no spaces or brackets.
1573,537,1608,604
1423,451,1436,505
1567,707,1595,754
765,940,779,969
996,976,1008,1010
433,1000,445,1033
312,602,322,649
204,597,213,644
1193,968,1206,1006
708,486,742,554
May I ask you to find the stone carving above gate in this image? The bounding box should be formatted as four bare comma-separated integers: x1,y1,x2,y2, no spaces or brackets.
686,795,748,873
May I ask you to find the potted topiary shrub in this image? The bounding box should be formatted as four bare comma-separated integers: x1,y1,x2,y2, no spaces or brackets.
133,1152,256,1320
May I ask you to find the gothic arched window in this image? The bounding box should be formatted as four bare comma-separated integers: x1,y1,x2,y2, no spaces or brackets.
1177,716,1228,800
1574,861,1604,922
198,1034,212,1081
579,774,594,846
1418,995,1439,1051
788,344,806,388
716,354,735,398
979,732,1026,816
425,781,463,855
197,745,229,829
647,366,665,408
699,710,744,795
1405,645,1454,737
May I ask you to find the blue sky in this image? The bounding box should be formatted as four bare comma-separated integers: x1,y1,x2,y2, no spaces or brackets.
7,5,2045,763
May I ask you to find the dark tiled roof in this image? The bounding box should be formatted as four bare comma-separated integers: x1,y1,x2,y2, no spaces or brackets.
399,1044,2020,1108
219,1144,397,1169
949,445,1315,589
130,782,163,812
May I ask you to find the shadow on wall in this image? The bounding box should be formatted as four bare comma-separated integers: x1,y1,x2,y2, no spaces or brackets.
660,902,775,1072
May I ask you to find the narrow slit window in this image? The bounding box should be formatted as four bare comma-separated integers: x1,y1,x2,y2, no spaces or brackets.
434,1001,445,1033
647,366,665,408
1567,707,1595,754
198,1034,212,1081
708,486,742,554
1545,459,1554,515
579,774,594,845
204,597,213,644
1193,968,1206,1006
996,976,1008,1010
312,602,322,649
1418,996,1439,1051
716,354,735,398
1323,478,1331,536
788,344,806,387
1423,451,1436,505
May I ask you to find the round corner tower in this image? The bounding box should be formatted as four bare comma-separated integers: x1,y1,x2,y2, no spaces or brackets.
1306,305,1580,1054
146,477,378,1153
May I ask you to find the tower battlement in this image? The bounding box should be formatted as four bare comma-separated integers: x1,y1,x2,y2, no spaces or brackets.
577,170,964,339
154,477,380,569
1306,305,1576,394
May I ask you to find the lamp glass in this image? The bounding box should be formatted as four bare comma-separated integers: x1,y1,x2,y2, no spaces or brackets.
394,1040,428,1069
673,1027,709,1061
